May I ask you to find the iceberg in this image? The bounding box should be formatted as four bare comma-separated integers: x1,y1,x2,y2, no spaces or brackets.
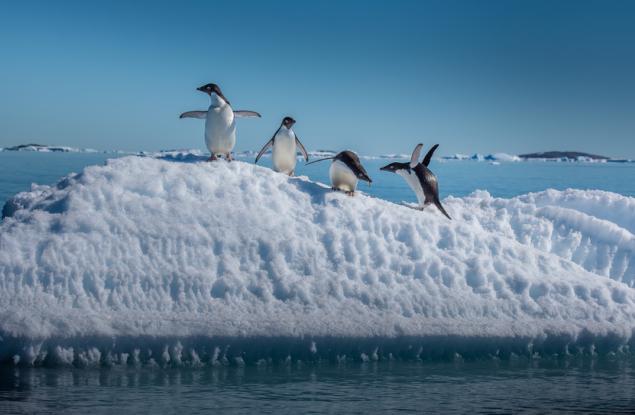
441,153,521,162
1,157,635,366
441,154,471,161
488,153,521,162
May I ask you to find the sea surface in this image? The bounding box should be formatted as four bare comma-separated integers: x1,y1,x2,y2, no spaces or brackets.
2,151,635,414
2,360,635,414
2,151,635,208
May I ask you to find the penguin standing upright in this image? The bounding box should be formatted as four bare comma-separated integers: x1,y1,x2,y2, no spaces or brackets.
380,143,451,219
180,83,260,161
306,150,372,195
255,117,309,175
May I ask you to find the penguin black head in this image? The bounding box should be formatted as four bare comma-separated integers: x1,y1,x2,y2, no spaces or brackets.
282,116,296,128
380,161,409,173
197,83,230,105
337,150,373,183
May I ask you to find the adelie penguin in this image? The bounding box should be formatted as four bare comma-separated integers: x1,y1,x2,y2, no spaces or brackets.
180,83,261,161
254,117,309,175
380,143,451,219
306,150,372,196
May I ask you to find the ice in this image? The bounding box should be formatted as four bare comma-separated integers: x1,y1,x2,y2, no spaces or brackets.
441,153,520,162
1,156,635,366
488,153,521,162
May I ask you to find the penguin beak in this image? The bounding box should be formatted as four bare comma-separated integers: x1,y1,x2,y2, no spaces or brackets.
197,86,211,95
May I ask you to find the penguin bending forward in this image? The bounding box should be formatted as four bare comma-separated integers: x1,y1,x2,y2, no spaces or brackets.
180,83,260,161
380,143,451,219
306,150,372,196
255,117,309,175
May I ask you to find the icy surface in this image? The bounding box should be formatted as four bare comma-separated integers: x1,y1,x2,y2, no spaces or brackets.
1,157,635,366
441,153,521,162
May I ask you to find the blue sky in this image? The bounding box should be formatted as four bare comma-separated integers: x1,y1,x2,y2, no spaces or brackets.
1,0,634,157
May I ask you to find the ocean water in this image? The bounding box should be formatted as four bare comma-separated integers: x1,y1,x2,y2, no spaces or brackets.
2,151,635,414
2,151,635,208
0,152,114,208
2,360,635,414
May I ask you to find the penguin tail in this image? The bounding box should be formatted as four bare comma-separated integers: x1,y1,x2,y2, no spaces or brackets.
434,197,452,220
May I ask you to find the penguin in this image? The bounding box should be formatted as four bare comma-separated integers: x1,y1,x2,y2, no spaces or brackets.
380,143,451,219
254,117,309,175
180,83,260,161
306,150,372,195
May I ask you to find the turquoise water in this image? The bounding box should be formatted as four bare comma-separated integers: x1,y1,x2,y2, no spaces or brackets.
2,152,635,209
2,360,635,414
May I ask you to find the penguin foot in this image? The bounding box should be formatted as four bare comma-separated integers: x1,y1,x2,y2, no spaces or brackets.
207,154,218,162
226,153,233,162
346,191,355,197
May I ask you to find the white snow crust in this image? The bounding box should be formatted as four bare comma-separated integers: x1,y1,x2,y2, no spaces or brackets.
1,157,635,366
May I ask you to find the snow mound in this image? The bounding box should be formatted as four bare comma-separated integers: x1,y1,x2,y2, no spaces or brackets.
1,157,635,366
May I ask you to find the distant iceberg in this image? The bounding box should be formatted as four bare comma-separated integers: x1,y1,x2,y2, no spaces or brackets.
1,157,635,366
307,150,337,158
138,148,208,162
441,153,471,160
365,153,410,160
441,153,521,162
488,153,521,162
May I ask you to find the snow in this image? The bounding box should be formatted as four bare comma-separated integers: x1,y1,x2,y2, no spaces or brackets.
442,154,471,160
489,153,521,162
438,152,615,163
1,144,99,153
1,156,635,366
441,153,520,162
366,153,410,160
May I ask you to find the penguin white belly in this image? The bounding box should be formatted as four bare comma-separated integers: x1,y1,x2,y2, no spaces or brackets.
272,131,297,174
330,160,358,192
205,105,236,155
398,170,426,206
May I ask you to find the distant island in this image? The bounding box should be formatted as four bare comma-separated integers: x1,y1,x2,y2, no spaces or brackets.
519,151,609,160
1,143,99,153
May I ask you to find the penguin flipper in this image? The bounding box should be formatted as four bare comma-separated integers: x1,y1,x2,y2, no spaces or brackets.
255,138,274,164
410,143,423,168
422,144,439,166
179,111,207,119
234,110,261,118
295,135,309,162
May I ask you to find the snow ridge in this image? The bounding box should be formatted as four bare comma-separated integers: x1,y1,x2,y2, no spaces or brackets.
1,157,635,366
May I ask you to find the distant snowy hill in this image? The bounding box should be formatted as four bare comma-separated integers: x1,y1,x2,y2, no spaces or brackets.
1,143,100,153
520,151,609,161
1,157,635,366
